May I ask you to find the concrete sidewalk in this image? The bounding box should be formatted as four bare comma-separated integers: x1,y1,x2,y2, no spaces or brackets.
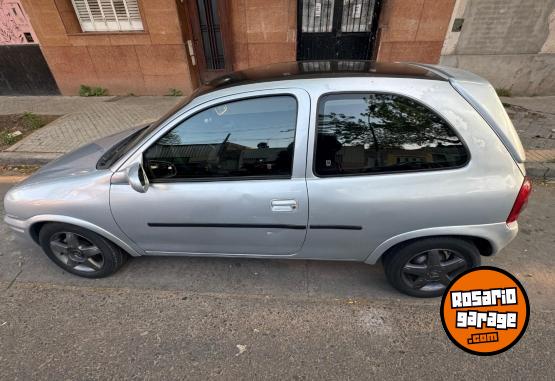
0,96,183,164
0,96,115,115
0,95,553,178
501,96,555,179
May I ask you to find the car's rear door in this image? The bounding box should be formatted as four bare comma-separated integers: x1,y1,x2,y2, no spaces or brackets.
109,89,310,256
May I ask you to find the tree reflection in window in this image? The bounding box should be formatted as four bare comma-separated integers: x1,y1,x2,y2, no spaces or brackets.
315,93,468,175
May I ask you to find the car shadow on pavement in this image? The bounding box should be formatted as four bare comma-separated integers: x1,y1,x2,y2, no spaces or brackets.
4,237,404,301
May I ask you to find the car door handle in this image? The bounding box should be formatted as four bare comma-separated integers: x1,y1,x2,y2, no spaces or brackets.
271,199,298,212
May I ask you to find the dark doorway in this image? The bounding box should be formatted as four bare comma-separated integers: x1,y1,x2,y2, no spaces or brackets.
185,0,233,84
0,45,59,95
297,0,381,61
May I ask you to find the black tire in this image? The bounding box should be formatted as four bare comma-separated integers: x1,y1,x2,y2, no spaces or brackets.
383,237,481,298
38,222,128,278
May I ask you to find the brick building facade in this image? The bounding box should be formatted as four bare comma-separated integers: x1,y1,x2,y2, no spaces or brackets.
0,0,58,94
17,0,456,96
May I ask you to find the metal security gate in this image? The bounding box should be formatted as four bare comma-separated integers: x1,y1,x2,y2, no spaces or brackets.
297,0,381,60
0,45,59,95
184,0,233,83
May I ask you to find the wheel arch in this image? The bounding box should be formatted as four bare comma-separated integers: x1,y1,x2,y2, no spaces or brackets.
364,223,516,264
27,215,144,257
378,235,492,264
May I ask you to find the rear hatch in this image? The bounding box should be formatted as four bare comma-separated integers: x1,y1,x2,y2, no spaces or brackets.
409,63,526,168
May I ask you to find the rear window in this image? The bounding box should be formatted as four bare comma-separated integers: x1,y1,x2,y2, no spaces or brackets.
314,93,469,176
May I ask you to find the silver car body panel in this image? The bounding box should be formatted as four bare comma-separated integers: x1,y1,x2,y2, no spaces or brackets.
364,222,518,264
4,170,146,257
4,63,524,263
110,88,311,256
411,63,526,165
5,213,145,257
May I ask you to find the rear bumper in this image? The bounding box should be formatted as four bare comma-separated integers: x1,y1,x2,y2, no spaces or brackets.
365,222,519,264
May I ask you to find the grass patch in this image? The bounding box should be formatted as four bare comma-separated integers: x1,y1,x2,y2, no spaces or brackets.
79,85,108,97
21,112,47,130
0,131,21,146
167,88,183,96
0,114,60,150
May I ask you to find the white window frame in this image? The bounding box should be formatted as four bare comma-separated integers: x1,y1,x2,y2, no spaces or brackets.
71,0,144,32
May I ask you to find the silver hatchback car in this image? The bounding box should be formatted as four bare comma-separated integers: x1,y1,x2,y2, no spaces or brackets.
4,61,531,297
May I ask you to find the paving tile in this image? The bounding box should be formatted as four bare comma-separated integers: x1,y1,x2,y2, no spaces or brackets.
2,96,182,154
0,96,114,115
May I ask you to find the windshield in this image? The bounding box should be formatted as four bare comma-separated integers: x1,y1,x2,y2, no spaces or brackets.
96,97,192,169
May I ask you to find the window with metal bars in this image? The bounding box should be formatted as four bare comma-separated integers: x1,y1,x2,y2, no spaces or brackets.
341,0,375,33
196,0,225,70
71,0,143,32
301,0,335,33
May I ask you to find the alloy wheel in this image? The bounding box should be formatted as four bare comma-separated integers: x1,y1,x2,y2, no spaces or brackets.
400,249,468,292
49,232,104,273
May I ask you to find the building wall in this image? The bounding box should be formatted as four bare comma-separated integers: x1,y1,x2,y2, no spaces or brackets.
18,0,457,96
377,0,456,63
228,0,297,70
0,0,38,44
227,0,456,69
1,0,59,94
20,0,194,95
441,0,555,95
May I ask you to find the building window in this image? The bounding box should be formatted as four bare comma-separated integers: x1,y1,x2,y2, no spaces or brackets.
314,93,469,176
71,0,144,32
301,0,335,33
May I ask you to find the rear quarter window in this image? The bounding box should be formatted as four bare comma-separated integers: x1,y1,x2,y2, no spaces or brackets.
314,93,469,176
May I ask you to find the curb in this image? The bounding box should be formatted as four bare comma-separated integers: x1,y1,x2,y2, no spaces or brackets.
525,162,555,181
0,175,28,183
0,151,62,165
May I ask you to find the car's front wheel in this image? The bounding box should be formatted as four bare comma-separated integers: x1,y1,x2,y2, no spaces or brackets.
383,237,481,297
38,223,128,278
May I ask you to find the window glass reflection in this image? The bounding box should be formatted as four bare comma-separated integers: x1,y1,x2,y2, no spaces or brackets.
315,93,469,176
145,96,297,180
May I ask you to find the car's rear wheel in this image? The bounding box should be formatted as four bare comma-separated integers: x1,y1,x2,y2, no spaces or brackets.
383,237,481,298
38,223,127,278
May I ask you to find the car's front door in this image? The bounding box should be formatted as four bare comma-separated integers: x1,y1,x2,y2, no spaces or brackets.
110,90,310,256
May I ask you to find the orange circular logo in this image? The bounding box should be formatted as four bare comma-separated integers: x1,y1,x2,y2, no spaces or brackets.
440,266,529,356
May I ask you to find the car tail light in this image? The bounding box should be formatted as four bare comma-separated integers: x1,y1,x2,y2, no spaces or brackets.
506,178,532,224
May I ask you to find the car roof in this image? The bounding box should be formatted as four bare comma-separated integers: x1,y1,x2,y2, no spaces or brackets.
194,60,447,97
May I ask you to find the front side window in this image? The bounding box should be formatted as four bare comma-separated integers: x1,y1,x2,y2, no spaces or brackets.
71,0,144,32
315,93,469,176
144,96,297,181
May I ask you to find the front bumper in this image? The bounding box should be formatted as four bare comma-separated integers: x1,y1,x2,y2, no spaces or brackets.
4,214,145,257
4,215,33,242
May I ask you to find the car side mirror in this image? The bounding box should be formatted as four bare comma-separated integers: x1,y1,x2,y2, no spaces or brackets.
127,162,150,193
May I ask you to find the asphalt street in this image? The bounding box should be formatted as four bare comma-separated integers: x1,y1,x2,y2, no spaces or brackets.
0,179,553,380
